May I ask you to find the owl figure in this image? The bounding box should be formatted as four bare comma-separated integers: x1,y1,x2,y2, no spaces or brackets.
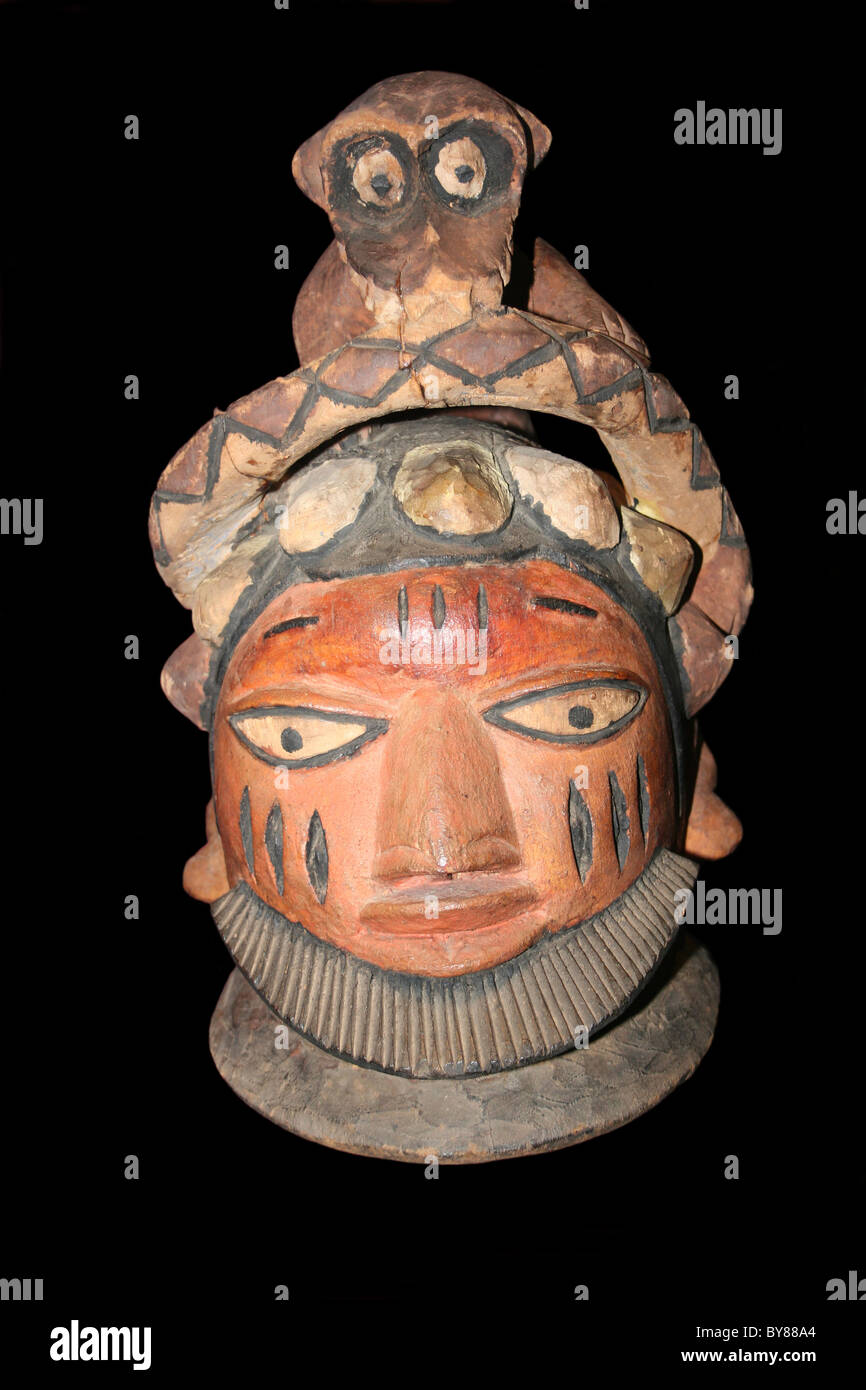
292,71,648,366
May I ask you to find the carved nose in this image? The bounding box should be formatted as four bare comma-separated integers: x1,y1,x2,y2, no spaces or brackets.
372,690,521,881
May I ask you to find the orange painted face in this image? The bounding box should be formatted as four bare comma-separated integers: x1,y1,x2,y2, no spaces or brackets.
213,558,677,977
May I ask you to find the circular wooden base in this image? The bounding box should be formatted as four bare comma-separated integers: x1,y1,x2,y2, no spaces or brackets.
209,935,719,1163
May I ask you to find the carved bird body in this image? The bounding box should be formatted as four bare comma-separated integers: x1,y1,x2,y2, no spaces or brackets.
291,71,649,366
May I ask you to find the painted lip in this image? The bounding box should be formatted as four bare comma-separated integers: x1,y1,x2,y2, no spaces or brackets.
360,875,538,935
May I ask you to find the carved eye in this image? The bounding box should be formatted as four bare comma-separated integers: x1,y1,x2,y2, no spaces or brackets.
432,137,486,199
483,681,646,745
352,144,406,208
330,131,415,215
229,706,387,769
422,121,514,212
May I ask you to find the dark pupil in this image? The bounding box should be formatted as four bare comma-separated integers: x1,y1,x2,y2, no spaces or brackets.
370,173,392,195
455,164,475,184
568,704,594,730
280,726,303,753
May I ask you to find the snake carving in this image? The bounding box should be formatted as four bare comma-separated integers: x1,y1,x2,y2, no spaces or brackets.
149,74,752,1151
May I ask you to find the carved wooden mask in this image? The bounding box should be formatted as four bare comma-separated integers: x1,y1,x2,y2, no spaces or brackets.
151,74,751,1082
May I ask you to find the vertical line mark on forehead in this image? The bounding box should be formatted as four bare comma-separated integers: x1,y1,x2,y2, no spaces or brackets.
477,583,488,630
432,584,446,630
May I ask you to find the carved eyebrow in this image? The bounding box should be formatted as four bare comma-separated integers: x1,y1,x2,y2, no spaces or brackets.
263,616,320,640
532,596,598,619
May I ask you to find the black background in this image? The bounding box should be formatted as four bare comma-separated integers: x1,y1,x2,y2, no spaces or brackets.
0,0,860,1371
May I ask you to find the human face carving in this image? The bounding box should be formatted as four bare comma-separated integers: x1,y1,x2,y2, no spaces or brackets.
213,559,677,977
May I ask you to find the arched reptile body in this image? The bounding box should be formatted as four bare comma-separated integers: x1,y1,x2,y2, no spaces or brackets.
150,304,750,720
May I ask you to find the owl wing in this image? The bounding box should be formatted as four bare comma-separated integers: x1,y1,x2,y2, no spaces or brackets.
527,238,650,367
292,241,378,365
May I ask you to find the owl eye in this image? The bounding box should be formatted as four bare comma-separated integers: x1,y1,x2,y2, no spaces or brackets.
229,706,388,769
329,131,415,218
422,121,514,213
483,681,647,745
352,145,406,208
433,137,486,199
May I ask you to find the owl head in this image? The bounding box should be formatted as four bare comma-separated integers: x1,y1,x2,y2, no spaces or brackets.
292,71,551,308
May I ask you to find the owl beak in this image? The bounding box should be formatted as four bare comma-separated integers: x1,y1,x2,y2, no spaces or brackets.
423,222,441,248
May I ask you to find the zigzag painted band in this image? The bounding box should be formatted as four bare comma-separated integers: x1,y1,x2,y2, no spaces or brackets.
151,307,744,584
211,847,697,1079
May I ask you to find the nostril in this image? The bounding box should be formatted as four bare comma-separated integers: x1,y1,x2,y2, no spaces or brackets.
429,827,520,874
464,834,521,871
373,845,444,881
372,837,520,882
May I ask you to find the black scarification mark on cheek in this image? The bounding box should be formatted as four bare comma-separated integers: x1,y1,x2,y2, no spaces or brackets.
306,811,329,905
398,585,409,633
265,802,284,896
432,584,446,629
609,770,630,872
568,780,594,883
239,787,254,878
637,753,650,842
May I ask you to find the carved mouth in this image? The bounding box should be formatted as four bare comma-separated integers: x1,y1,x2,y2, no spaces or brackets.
360,875,538,934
